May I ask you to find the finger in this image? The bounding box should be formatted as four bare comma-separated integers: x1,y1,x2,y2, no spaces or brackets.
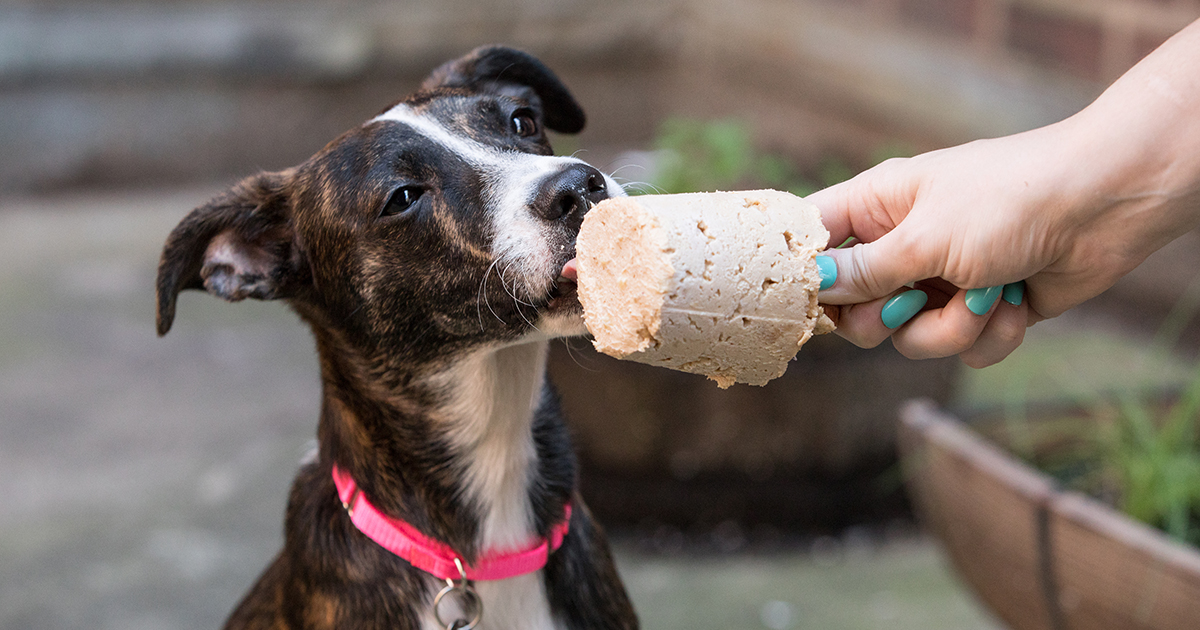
806,179,858,248
890,286,1003,359
831,288,929,349
816,233,940,305
806,157,913,248
912,277,958,309
959,297,1028,368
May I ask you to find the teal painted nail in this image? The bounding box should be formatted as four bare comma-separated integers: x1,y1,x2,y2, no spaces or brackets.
816,255,836,290
1002,281,1025,306
965,285,1003,315
881,290,929,329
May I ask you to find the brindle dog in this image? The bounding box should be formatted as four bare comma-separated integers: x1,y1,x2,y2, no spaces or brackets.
156,46,637,630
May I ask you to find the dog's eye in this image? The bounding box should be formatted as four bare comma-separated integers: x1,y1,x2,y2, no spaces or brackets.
511,111,539,138
380,185,423,217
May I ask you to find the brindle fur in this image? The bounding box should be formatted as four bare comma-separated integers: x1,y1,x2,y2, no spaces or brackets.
156,46,637,630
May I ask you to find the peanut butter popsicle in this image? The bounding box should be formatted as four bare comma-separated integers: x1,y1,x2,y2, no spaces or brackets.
569,189,834,388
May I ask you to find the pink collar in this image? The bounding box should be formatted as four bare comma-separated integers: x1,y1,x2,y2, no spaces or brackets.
332,464,572,581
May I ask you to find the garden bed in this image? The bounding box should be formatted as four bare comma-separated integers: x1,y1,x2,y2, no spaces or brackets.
899,399,1200,630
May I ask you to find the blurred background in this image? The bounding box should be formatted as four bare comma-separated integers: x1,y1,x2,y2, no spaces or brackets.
5,0,1200,628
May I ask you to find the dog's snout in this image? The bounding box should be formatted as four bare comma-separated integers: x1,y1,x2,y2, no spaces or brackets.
533,164,608,222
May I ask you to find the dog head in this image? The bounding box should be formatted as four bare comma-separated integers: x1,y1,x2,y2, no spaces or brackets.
156,46,620,363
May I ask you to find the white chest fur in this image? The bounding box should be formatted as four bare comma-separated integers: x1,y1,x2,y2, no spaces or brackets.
420,341,563,629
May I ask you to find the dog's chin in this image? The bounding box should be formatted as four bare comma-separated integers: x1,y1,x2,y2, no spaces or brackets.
545,276,579,313
536,309,587,339
533,279,588,338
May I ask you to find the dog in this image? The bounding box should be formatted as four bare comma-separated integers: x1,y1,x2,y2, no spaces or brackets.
156,46,638,630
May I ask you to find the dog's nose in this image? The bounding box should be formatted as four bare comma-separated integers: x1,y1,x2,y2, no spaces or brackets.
532,164,608,222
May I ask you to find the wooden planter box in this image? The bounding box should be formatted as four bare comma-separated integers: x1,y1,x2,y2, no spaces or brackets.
550,336,960,530
899,399,1200,630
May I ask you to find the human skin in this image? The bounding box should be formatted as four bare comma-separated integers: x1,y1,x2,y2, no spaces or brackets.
808,18,1200,368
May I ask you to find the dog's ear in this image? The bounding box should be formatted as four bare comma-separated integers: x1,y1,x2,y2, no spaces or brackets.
155,172,308,336
422,45,586,134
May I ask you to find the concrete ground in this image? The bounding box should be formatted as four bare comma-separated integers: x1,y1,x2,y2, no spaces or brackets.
0,186,1001,629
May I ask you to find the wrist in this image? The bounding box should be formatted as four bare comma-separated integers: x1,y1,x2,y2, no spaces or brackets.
1060,26,1200,261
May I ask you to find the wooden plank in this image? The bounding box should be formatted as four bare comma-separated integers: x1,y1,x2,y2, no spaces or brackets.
1051,491,1200,629
902,400,1200,630
900,399,1058,630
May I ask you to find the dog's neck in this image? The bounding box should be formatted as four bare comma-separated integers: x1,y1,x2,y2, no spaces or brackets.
314,328,559,560
422,340,549,552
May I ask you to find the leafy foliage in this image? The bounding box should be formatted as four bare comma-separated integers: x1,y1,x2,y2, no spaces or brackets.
986,280,1200,547
646,117,875,196
996,367,1200,546
1108,373,1200,543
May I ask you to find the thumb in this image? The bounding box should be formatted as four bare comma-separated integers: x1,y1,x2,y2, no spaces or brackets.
806,158,940,303
817,229,937,305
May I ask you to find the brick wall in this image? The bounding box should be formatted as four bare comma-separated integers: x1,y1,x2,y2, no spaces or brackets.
4,0,1197,193
869,0,1199,82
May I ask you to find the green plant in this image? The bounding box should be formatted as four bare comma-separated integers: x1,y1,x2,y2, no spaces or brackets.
986,381,1200,546
987,285,1200,547
1014,382,1200,546
1105,373,1200,544
645,117,870,196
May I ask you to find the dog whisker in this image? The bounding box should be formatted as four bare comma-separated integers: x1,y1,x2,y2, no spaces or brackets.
606,163,647,180
520,305,543,333
478,258,510,328
477,258,494,328
617,180,665,195
496,260,539,309
497,260,543,332
559,337,601,373
619,178,667,194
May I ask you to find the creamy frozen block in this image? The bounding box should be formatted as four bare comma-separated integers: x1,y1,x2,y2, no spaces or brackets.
574,189,834,388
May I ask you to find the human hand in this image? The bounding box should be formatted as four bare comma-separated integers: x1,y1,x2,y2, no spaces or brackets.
808,121,1180,367
806,18,1200,368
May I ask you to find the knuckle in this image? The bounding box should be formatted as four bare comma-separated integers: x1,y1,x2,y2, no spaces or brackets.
960,350,999,369
893,335,944,361
992,318,1026,349
884,226,937,281
894,344,929,360
839,332,885,350
940,324,979,356
832,304,887,349
848,246,890,299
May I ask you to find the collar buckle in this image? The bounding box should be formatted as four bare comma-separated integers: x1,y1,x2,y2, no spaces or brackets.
434,558,482,630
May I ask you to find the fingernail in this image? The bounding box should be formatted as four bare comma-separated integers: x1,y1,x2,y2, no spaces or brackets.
1002,281,1025,306
965,285,1003,316
816,255,837,290
881,290,929,329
